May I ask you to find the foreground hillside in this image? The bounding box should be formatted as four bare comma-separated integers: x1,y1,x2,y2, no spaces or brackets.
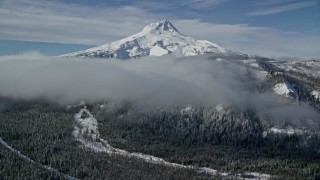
0,97,319,179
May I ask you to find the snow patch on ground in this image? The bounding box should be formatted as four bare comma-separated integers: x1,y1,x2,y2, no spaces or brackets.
215,104,224,112
73,107,272,179
273,82,296,97
312,90,320,100
180,105,194,114
262,131,268,138
243,172,273,180
150,45,169,56
268,127,303,136
240,59,261,69
73,108,113,152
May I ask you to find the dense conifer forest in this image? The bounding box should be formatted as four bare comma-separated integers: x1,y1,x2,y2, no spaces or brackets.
1,97,320,179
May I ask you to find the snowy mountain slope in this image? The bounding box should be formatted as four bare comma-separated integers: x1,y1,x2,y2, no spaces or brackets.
269,60,320,101
272,60,320,80
62,20,240,59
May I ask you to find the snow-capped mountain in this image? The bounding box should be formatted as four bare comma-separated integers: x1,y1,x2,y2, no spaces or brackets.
62,20,238,59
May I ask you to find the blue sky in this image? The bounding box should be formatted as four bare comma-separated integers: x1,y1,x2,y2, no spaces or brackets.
0,0,319,58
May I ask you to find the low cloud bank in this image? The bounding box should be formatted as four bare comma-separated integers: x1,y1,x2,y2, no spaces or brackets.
0,53,250,105
0,53,319,125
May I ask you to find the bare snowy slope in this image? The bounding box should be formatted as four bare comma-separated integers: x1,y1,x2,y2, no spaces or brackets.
62,20,239,59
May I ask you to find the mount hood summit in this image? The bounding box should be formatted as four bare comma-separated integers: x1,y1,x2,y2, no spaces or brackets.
62,20,239,59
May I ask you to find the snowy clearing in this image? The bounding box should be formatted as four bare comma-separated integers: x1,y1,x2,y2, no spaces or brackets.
312,90,320,100
273,82,296,97
269,127,303,135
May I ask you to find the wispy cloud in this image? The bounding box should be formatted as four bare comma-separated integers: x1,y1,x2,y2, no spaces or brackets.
182,0,229,9
254,0,296,6
248,1,318,16
0,0,158,45
174,19,320,58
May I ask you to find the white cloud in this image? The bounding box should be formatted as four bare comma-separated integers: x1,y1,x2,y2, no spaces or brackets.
254,0,298,6
182,0,229,9
248,1,318,16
